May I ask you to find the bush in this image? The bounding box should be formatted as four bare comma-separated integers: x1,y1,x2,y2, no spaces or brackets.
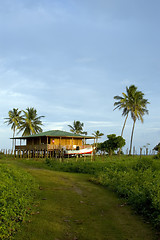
154,152,160,159
91,160,160,228
45,156,160,228
0,164,37,239
45,158,108,174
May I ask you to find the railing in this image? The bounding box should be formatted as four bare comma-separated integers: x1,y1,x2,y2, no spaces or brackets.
15,144,90,151
15,144,48,151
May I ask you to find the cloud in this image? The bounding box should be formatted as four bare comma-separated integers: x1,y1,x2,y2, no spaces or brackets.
86,121,119,127
43,121,71,131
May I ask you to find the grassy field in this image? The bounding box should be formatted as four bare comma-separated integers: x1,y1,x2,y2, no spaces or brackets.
0,156,159,240
15,165,156,240
43,155,160,228
0,160,37,240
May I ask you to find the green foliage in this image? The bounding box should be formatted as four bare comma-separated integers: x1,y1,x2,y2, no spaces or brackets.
154,152,160,159
44,156,160,228
92,158,160,228
45,158,107,174
18,107,44,136
4,108,23,150
68,120,87,135
0,164,37,239
100,134,125,155
4,108,22,137
114,85,149,155
153,142,160,153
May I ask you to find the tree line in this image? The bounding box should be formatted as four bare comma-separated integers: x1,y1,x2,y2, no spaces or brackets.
68,85,150,155
4,84,150,155
114,85,149,155
4,107,44,150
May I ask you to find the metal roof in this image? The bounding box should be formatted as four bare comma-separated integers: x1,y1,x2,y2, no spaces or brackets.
11,130,95,139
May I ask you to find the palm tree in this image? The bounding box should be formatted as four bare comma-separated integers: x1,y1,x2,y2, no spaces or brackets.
68,120,87,135
4,108,22,151
129,89,149,155
114,85,137,137
92,130,104,149
18,107,44,136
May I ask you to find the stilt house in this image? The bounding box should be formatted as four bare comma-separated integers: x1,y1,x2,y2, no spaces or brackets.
12,130,95,158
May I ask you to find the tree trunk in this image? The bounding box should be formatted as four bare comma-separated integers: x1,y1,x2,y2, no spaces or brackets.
118,114,128,155
121,114,128,137
129,119,136,155
96,138,98,151
12,129,15,153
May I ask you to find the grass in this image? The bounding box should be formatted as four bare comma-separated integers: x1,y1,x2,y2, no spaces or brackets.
0,160,37,240
1,158,156,240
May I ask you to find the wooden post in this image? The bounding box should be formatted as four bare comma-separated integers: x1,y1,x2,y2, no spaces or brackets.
133,146,135,156
93,138,96,161
146,148,148,156
91,152,93,162
59,137,62,161
35,148,37,159
126,148,128,155
47,137,48,158
140,148,142,158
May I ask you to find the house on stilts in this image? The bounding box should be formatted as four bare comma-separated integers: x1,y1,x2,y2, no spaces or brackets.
12,130,95,158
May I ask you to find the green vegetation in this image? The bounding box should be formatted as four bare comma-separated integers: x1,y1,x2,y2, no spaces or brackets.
18,107,44,136
154,143,160,153
97,134,125,156
68,120,87,135
10,159,156,240
0,162,37,239
4,107,44,137
114,85,149,154
44,156,160,229
4,108,22,151
92,130,104,149
1,155,159,239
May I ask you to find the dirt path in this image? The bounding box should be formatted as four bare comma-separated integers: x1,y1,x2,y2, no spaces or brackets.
15,167,156,240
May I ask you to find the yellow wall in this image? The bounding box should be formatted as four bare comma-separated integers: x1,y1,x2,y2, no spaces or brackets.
27,137,83,148
50,137,82,147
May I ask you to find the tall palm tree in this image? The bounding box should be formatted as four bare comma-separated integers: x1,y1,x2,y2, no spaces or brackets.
18,107,44,136
68,120,87,135
92,130,104,149
129,89,149,155
114,85,137,137
4,108,22,151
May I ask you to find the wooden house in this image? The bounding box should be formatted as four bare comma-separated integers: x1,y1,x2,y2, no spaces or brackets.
12,130,95,158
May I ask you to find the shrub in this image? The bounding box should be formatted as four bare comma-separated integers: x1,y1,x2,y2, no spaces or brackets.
45,156,160,228
0,164,37,239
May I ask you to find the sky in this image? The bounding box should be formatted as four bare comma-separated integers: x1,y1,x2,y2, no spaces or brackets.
0,0,160,154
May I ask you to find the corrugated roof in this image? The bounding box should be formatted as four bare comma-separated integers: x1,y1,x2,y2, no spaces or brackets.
12,130,94,139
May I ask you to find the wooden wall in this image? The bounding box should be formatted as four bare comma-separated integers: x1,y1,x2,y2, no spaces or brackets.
26,137,83,148
50,137,82,147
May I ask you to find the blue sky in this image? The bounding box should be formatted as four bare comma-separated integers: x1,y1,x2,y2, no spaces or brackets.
0,0,160,153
